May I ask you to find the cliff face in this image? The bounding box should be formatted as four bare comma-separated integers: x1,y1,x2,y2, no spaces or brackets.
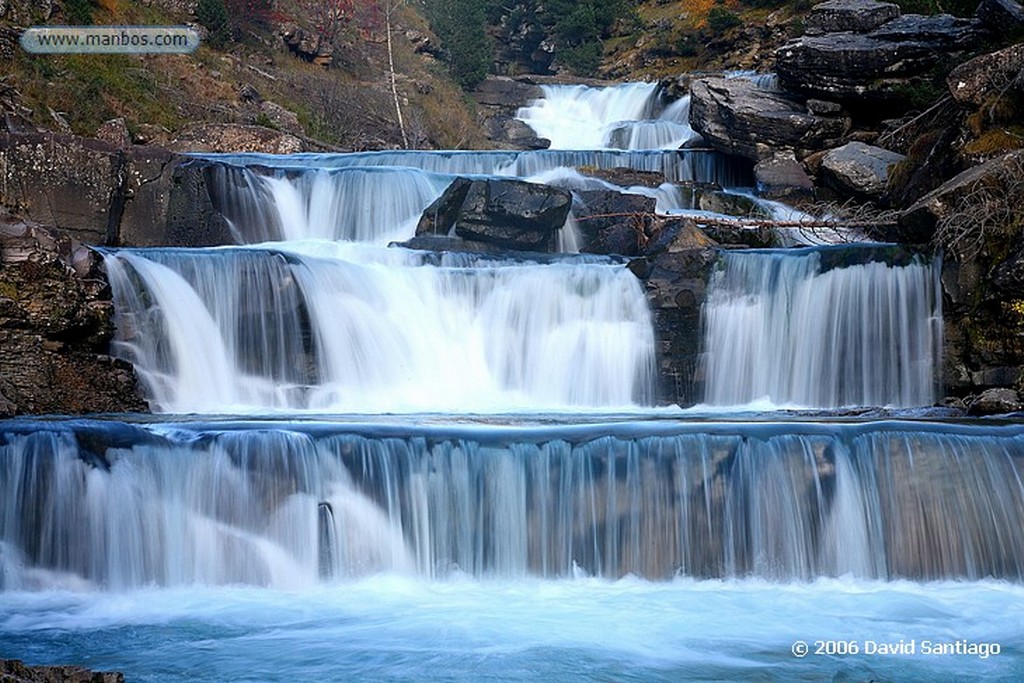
0,212,146,416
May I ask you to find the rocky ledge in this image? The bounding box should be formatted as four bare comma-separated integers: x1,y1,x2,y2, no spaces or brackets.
0,658,122,683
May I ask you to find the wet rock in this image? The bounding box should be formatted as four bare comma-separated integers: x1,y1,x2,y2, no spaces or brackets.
0,213,147,416
754,153,815,201
805,0,901,35
0,658,123,683
820,141,906,199
628,247,719,406
689,77,845,161
967,388,1023,415
167,123,303,154
947,44,1024,108
416,177,572,252
574,189,656,256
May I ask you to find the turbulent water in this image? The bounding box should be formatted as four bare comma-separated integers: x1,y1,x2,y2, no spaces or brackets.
1,81,1020,682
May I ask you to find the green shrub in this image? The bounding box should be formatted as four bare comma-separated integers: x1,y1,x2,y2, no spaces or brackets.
197,0,230,45
707,7,742,35
64,0,94,24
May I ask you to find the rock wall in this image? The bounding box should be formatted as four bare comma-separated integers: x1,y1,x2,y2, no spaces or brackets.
0,212,146,416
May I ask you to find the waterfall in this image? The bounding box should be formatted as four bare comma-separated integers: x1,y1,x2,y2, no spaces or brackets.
105,248,656,413
701,249,943,408
2,419,1023,589
516,83,699,151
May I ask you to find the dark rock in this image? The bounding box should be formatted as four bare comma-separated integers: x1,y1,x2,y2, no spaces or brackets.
805,0,901,35
629,247,719,406
754,153,815,201
806,99,843,116
689,77,845,161
579,168,669,189
238,83,262,104
574,189,656,256
643,217,718,255
976,0,1024,37
776,15,981,105
0,657,123,683
967,388,1023,415
280,24,332,66
820,141,906,199
0,213,146,416
416,177,572,252
471,76,543,108
900,150,1024,243
992,242,1024,296
947,44,1024,108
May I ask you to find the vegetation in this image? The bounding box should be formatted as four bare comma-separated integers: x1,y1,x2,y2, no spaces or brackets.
423,0,492,88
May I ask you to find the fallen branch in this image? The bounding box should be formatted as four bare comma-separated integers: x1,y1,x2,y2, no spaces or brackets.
574,211,897,230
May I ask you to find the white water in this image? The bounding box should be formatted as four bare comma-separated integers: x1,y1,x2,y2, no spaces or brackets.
105,249,655,413
516,83,699,150
702,250,942,408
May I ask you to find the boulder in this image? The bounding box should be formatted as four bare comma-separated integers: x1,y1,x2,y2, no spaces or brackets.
0,213,147,416
689,77,845,161
167,123,303,154
967,388,1023,415
416,177,572,252
975,0,1024,36
805,0,901,35
900,150,1024,243
574,189,657,256
776,15,981,105
754,153,815,201
95,118,131,149
820,141,906,199
947,44,1024,108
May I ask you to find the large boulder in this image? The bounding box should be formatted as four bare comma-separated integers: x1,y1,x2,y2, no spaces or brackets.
754,153,815,201
416,177,572,252
820,141,906,199
947,43,1024,108
900,150,1024,243
689,77,846,161
0,213,146,416
776,14,981,105
805,0,901,35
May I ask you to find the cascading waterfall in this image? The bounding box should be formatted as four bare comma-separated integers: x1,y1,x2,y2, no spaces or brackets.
105,248,656,413
4,80,1019,683
516,83,699,150
2,420,1023,590
701,249,942,408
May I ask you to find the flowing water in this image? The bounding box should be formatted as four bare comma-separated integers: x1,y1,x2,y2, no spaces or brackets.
1,81,1021,681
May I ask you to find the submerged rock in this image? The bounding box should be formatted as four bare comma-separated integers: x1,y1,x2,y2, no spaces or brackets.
416,177,572,252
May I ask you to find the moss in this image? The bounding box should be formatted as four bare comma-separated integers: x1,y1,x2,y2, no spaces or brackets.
0,281,18,301
964,128,1024,157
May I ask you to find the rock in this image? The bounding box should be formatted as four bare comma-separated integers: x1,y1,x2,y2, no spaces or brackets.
947,44,1024,108
992,242,1024,297
574,190,657,256
806,99,843,116
416,177,572,252
976,0,1024,36
0,657,123,683
167,123,303,154
95,118,131,149
754,153,815,201
644,217,718,255
0,0,53,23
258,101,304,136
579,168,669,189
776,15,981,105
238,83,262,104
967,388,1023,415
280,24,332,65
471,76,543,109
0,131,124,245
805,0,901,35
900,150,1024,243
0,213,147,416
689,77,845,161
628,247,719,406
820,141,906,199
